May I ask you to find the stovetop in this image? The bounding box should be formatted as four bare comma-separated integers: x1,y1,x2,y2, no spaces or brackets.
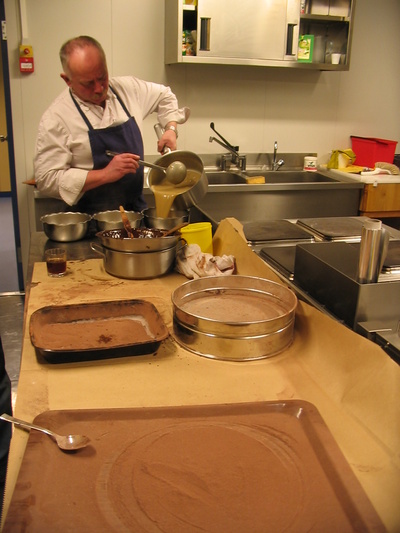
252,217,400,364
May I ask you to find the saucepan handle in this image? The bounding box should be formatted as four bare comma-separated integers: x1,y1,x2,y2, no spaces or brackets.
154,123,172,155
90,242,105,257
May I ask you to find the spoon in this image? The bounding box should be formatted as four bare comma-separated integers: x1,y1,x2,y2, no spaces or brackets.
163,222,189,236
119,205,134,238
0,413,90,451
106,150,187,184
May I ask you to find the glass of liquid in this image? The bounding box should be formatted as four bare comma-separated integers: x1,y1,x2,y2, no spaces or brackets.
45,248,67,277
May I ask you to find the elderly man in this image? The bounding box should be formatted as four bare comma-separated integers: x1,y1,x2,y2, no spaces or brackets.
34,35,189,214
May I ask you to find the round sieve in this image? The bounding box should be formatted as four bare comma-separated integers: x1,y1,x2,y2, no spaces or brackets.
172,275,297,361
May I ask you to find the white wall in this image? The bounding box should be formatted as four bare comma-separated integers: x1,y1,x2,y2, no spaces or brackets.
4,0,400,282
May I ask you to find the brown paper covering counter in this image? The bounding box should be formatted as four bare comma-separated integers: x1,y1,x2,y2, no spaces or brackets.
2,218,400,532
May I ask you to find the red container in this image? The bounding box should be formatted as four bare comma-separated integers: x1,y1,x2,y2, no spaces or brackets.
351,136,397,168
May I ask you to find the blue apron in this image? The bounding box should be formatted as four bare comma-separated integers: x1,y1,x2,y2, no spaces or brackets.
70,86,147,214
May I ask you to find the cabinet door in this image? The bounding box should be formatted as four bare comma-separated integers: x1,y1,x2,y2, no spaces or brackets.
196,0,300,61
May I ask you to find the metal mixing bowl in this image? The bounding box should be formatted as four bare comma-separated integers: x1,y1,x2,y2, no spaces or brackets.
41,212,91,242
93,210,143,232
142,208,189,230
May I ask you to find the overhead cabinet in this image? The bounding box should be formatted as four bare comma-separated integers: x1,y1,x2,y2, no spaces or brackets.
165,0,355,70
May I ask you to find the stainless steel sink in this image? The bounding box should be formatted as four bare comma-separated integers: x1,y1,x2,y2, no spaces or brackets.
205,170,339,184
245,170,338,183
205,171,247,184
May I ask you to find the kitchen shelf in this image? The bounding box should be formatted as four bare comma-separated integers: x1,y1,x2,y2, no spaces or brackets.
165,0,356,70
300,14,350,23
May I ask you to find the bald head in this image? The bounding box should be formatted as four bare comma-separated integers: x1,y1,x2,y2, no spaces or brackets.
60,36,109,107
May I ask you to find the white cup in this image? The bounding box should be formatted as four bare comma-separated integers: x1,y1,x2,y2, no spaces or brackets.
331,53,341,65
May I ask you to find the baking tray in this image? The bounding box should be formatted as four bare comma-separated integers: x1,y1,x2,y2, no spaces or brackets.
3,401,385,532
29,299,169,363
243,219,315,244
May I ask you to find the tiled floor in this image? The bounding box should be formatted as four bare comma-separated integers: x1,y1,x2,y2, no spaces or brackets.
0,196,19,294
0,294,24,410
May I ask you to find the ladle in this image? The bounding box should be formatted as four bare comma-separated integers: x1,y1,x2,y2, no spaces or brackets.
0,413,90,451
106,150,187,185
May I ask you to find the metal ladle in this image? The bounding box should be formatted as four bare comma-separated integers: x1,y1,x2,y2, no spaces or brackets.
106,150,187,184
0,413,90,451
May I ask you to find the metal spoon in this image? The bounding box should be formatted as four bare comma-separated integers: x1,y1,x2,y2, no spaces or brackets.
163,221,189,236
106,150,187,184
0,413,90,451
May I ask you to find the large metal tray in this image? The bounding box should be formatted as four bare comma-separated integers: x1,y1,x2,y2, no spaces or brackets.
244,219,315,244
29,299,169,363
3,401,385,532
296,216,366,242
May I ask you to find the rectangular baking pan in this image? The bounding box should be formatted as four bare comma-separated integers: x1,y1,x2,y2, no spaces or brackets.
3,401,385,532
29,299,169,363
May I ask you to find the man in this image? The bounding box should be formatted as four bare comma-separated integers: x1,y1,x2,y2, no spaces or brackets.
34,36,189,214
0,337,12,522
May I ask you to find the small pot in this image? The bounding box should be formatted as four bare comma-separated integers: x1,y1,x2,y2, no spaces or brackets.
142,208,189,230
96,228,181,252
41,212,91,242
93,210,143,232
90,242,177,279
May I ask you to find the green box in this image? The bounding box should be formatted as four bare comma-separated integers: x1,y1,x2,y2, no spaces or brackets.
298,35,314,63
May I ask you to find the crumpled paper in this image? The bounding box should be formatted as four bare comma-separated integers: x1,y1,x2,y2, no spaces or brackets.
327,149,356,169
175,243,235,279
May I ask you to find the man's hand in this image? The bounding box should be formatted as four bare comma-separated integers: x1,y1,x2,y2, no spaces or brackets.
157,129,177,153
83,153,140,191
104,153,140,182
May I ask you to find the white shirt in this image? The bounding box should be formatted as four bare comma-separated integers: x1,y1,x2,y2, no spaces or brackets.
34,76,189,206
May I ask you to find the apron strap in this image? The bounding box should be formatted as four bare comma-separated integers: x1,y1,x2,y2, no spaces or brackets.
69,89,93,130
109,85,131,118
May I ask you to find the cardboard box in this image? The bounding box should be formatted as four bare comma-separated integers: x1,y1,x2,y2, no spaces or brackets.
298,35,314,63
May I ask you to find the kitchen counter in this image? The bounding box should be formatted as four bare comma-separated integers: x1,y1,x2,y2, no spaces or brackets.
2,220,400,531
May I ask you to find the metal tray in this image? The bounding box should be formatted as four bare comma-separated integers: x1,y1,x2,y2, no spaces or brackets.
29,299,169,363
243,219,315,244
296,216,365,242
3,401,385,532
260,245,297,280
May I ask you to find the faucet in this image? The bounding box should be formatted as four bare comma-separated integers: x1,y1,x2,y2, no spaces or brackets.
209,137,247,171
209,122,246,171
272,141,285,171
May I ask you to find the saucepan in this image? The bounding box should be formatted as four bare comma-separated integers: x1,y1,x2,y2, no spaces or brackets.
148,124,208,211
90,242,178,279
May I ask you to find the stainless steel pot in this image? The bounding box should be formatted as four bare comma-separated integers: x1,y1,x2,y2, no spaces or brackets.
96,228,181,252
90,242,177,279
148,150,208,210
142,208,189,230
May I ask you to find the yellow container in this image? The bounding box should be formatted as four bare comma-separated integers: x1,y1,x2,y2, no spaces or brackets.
180,222,213,254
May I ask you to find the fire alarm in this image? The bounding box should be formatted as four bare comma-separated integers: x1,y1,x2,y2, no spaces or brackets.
19,44,34,73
